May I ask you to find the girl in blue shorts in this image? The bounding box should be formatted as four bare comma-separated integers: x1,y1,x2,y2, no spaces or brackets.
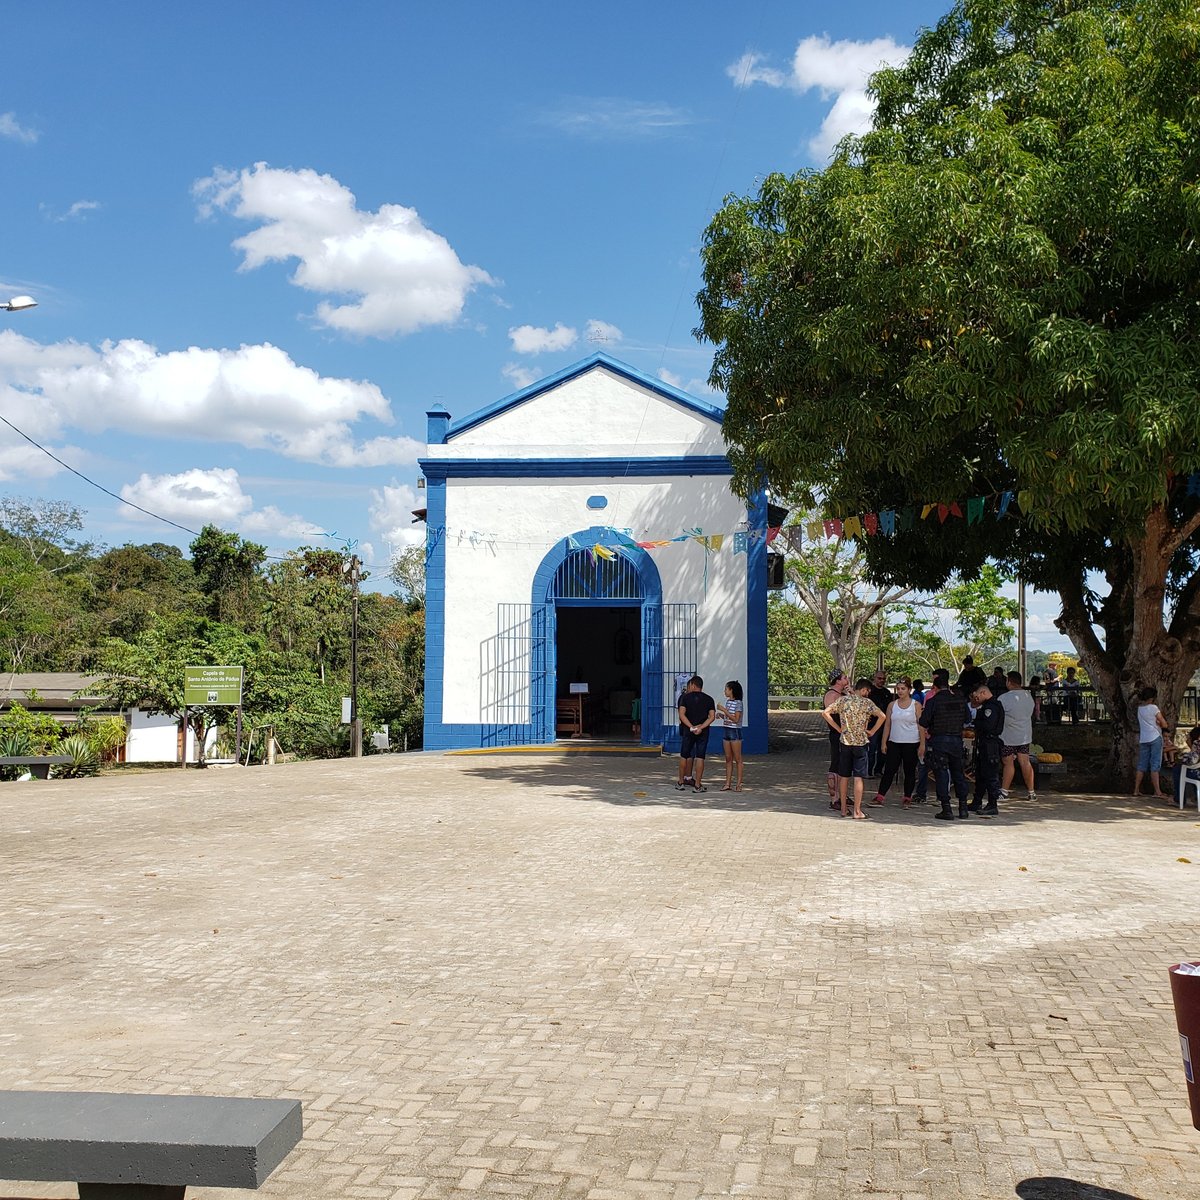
717,680,745,792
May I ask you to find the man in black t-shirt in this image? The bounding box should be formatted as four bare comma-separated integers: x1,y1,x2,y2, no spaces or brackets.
956,656,986,696
677,675,716,793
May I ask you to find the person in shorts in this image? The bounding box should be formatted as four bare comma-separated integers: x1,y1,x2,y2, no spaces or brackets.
822,670,850,803
1133,685,1171,800
716,679,745,792
676,675,716,793
821,678,886,819
998,671,1037,801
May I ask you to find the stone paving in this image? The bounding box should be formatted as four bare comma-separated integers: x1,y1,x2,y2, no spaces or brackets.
1,714,1198,1200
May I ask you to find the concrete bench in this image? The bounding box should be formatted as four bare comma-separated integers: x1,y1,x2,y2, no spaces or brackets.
768,695,822,711
0,1090,303,1200
0,755,73,780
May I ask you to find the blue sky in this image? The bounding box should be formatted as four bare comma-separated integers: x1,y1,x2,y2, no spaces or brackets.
0,1,1073,649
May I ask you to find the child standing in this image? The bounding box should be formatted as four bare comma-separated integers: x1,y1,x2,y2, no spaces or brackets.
1133,685,1172,800
717,680,745,792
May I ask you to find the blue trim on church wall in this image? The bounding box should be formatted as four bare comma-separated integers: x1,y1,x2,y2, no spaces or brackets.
421,474,455,750
419,456,733,480
529,528,664,746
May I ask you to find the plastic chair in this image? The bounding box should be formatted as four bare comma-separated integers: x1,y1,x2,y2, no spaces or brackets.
1178,765,1200,810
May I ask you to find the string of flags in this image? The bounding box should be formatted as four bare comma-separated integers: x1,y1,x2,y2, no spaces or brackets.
423,472,1200,563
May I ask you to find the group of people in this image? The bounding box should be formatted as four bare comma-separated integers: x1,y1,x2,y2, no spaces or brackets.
820,657,1038,821
675,675,746,793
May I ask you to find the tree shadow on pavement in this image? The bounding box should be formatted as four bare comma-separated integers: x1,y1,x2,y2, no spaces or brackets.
1016,1177,1142,1200
451,711,1198,826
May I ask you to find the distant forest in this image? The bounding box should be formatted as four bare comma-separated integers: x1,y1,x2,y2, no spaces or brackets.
1,496,425,757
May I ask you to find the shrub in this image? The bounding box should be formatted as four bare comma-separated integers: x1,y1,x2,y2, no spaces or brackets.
0,703,63,754
55,735,100,778
0,731,32,781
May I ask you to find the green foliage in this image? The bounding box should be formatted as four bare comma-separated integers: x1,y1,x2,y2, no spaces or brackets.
780,520,915,674
55,735,99,778
190,525,267,626
0,730,32,781
73,713,130,760
696,0,1200,757
894,565,1019,678
2,494,428,762
0,703,63,754
766,597,861,688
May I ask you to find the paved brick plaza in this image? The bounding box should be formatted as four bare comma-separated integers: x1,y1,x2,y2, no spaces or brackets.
1,725,1198,1200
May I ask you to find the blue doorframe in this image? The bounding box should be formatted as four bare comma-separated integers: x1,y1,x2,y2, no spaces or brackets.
531,527,663,744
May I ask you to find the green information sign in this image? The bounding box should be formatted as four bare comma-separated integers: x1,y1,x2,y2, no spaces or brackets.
184,665,244,706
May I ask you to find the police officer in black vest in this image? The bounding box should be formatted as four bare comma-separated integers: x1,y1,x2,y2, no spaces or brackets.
918,668,971,820
969,682,1005,816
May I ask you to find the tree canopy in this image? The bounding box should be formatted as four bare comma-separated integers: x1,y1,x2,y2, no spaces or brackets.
696,0,1200,766
0,503,426,758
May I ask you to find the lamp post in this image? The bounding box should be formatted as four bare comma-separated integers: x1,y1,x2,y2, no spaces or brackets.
2,295,37,312
347,553,362,757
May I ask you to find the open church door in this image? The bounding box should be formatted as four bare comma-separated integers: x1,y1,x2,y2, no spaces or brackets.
644,602,697,753
481,603,549,746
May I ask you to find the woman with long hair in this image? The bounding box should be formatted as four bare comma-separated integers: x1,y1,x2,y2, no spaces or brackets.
871,677,924,807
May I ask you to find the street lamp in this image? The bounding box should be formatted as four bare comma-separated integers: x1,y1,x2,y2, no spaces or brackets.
2,295,37,312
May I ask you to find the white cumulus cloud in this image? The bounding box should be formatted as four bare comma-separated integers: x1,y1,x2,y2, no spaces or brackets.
0,112,38,144
369,483,426,550
508,322,578,354
0,329,420,468
121,467,252,526
240,505,327,540
728,35,911,160
194,162,494,338
121,467,325,539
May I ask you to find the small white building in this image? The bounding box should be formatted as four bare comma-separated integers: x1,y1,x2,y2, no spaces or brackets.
0,673,216,762
419,353,768,753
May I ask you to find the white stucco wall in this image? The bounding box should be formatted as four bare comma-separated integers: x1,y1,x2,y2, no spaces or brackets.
439,475,750,725
126,708,216,762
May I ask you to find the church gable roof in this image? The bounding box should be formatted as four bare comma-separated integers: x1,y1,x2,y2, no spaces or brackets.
442,352,725,445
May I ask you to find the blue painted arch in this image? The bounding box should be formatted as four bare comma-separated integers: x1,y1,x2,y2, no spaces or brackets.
531,527,663,744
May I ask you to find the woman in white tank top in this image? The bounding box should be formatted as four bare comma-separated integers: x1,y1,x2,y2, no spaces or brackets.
871,678,925,807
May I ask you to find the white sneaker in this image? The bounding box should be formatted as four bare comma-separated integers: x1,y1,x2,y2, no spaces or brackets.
998,788,1010,801
1027,790,1037,801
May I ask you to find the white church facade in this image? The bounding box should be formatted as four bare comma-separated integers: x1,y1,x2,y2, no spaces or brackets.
419,353,769,754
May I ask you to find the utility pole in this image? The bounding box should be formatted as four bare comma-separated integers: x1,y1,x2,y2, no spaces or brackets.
1018,576,1027,682
348,553,362,757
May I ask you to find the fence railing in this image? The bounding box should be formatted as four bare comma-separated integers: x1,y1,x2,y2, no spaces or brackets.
767,684,1200,726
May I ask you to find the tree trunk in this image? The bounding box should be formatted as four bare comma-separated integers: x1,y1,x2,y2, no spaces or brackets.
1056,507,1200,784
